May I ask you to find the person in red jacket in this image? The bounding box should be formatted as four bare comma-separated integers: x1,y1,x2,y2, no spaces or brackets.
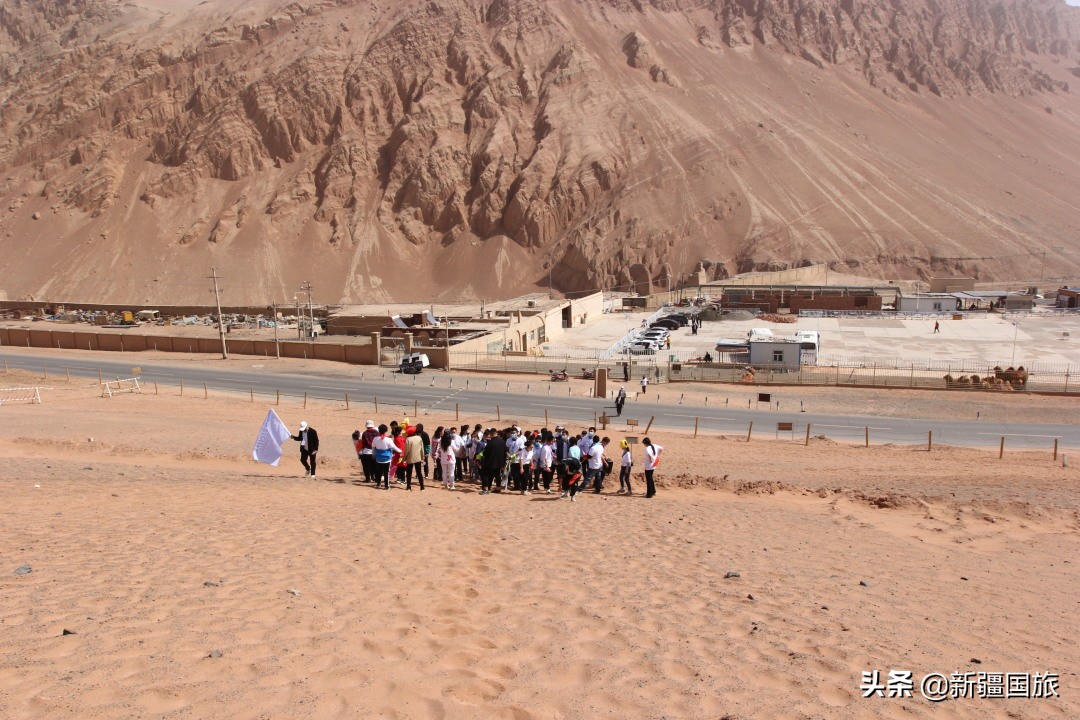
392,425,406,484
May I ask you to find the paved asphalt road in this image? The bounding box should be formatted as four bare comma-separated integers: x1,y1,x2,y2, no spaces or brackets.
2,351,1077,450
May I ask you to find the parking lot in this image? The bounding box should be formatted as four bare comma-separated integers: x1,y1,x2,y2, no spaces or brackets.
544,308,1080,368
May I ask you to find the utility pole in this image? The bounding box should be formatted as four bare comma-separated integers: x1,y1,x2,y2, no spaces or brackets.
294,296,302,340
208,267,228,359
1011,321,1020,367
272,302,280,359
301,281,314,342
444,314,451,372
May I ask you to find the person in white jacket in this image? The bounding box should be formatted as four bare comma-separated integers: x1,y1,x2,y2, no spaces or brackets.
642,437,663,498
617,439,633,495
438,432,458,490
538,434,556,493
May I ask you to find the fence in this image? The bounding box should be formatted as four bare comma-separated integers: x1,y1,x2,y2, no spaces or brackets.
798,308,1080,320
669,362,1075,393
101,377,142,398
449,351,667,382
0,386,43,405
446,351,1076,393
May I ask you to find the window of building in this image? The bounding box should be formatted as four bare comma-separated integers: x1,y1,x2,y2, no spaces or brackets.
773,350,784,363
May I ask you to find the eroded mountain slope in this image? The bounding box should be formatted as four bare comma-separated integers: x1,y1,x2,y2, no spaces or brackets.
1,0,1078,303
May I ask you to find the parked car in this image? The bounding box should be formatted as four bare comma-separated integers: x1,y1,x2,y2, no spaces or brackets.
650,319,680,330
628,343,657,355
399,353,430,374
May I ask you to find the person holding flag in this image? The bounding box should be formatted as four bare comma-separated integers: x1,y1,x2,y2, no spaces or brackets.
291,420,320,478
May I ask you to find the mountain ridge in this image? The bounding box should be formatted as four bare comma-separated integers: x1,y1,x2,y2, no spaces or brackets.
1,0,1079,303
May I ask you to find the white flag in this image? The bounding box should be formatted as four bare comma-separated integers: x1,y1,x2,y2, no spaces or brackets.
252,408,292,466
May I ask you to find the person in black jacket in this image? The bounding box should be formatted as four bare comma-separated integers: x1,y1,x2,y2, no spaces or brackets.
479,430,507,495
554,426,569,462
292,420,320,478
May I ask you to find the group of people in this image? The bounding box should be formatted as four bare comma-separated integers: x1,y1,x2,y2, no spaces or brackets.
291,418,665,500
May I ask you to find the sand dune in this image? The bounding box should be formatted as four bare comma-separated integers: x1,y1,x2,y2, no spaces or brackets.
0,373,1077,718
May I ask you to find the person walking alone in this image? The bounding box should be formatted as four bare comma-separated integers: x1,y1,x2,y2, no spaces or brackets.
640,375,649,396
642,436,663,498
933,320,940,334
291,421,319,479
615,386,626,416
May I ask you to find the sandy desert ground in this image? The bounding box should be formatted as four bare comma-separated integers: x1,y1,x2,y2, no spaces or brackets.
1,369,1078,719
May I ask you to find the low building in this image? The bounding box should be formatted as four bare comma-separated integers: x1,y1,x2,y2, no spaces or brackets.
929,276,975,293
1056,287,1080,309
897,293,959,313
1003,294,1035,311
324,292,605,354
748,339,803,369
718,286,884,314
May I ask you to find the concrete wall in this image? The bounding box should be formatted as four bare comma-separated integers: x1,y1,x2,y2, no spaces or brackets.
718,264,829,287
536,304,569,344
929,277,975,293
415,346,449,370
789,295,882,312
567,292,603,328
0,300,320,318
326,315,388,336
0,328,381,366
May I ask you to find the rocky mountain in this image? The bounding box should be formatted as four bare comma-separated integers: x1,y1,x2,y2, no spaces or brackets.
1,0,1079,304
